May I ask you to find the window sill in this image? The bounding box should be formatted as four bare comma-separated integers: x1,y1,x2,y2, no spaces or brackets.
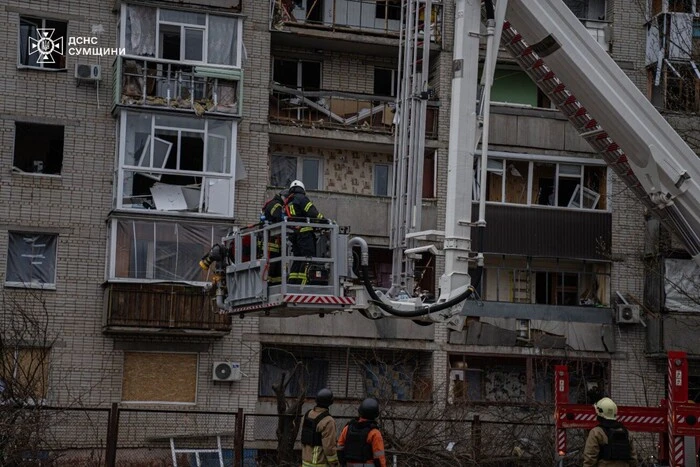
17,65,67,72
4,282,57,291
12,167,62,178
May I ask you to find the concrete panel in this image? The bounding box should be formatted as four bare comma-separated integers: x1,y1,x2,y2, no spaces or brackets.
516,116,568,151
313,194,390,237
489,113,519,146
564,122,597,153
259,312,434,340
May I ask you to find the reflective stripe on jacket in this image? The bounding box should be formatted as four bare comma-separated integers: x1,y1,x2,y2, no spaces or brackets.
301,407,339,467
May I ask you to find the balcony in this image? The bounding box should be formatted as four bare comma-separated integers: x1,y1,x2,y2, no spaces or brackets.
103,283,232,337
270,0,443,44
112,56,242,117
270,84,438,138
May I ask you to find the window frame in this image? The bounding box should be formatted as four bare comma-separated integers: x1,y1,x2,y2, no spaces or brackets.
120,5,243,68
476,153,611,212
108,218,227,283
373,163,393,196
272,58,323,90
1,347,50,404
17,16,68,71
116,111,238,217
12,122,65,176
270,154,324,191
5,231,59,290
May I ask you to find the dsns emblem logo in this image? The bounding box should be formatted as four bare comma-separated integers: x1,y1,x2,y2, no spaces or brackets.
28,28,64,64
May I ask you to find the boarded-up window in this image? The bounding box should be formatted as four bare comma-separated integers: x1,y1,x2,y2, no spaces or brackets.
0,348,49,401
122,352,197,403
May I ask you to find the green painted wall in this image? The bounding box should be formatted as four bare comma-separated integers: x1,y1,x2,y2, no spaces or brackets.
490,69,537,106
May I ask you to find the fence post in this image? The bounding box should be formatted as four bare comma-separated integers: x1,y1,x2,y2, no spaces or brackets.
234,408,244,467
105,402,119,467
472,415,481,461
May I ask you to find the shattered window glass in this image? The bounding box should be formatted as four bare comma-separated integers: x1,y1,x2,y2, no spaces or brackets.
271,155,297,187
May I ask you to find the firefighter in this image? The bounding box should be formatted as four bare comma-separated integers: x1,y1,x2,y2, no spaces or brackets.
583,397,638,467
337,398,386,467
284,180,326,285
260,189,288,283
301,388,340,467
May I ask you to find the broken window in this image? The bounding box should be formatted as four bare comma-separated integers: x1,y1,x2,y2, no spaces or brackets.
373,164,391,196
534,359,608,404
111,219,227,282
376,0,401,21
665,63,699,112
668,0,693,13
563,0,607,20
481,257,610,306
374,67,398,97
259,347,329,397
6,232,58,288
270,154,323,190
119,111,239,216
122,5,241,67
18,17,67,70
272,58,321,90
13,122,64,175
480,158,608,210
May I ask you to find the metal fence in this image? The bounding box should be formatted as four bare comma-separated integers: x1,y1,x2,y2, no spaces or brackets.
4,405,586,466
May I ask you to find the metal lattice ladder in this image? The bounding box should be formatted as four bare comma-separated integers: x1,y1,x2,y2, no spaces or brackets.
389,0,433,294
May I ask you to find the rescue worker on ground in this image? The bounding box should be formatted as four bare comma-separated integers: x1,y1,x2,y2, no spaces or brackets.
301,388,340,467
260,189,288,283
583,397,638,467
284,180,326,285
337,398,386,467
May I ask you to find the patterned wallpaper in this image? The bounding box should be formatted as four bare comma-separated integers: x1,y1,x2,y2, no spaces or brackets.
270,143,393,195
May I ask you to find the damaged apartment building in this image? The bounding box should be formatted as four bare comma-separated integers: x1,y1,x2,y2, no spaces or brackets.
2,0,700,462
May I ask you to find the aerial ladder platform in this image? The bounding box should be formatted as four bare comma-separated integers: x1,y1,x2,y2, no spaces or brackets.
203,0,700,324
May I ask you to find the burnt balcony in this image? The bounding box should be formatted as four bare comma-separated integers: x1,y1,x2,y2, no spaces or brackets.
103,283,232,337
270,84,439,138
112,56,242,117
270,0,443,44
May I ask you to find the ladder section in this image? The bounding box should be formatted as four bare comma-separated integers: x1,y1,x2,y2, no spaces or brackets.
499,10,700,259
510,269,530,303
389,0,433,294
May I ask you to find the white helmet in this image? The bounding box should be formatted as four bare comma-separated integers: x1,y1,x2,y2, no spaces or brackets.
290,179,305,192
594,397,617,420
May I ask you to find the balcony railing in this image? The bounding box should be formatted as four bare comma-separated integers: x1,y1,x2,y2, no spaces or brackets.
270,84,438,137
104,283,232,336
270,0,443,43
112,56,242,117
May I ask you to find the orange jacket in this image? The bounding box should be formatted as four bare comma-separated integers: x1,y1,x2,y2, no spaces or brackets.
336,418,386,467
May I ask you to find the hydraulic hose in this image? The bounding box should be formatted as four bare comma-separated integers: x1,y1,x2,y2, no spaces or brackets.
350,237,484,318
484,0,495,20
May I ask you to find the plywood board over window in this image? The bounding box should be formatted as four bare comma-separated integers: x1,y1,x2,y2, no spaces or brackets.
122,352,198,403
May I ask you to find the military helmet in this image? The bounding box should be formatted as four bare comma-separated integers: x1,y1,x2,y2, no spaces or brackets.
316,388,334,408
358,397,380,420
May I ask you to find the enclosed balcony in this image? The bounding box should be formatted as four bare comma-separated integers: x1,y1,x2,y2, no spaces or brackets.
112,56,242,117
103,283,232,337
269,84,438,137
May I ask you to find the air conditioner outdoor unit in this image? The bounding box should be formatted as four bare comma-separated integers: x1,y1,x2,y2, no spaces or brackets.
616,304,641,324
75,63,102,81
212,361,241,382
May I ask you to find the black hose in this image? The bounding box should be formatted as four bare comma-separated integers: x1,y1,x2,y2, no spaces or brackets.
484,0,495,20
360,264,483,318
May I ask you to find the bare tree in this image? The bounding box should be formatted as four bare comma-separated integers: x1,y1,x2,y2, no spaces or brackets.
272,361,307,466
0,290,54,466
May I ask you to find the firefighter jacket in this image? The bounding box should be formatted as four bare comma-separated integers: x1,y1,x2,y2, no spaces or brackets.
583,421,638,467
337,418,386,467
285,192,324,233
301,407,339,467
262,194,285,224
